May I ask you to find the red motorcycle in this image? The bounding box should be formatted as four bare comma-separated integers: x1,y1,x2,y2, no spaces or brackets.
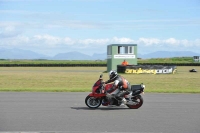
85,74,145,109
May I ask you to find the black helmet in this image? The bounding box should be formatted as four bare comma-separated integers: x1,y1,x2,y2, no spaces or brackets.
109,70,118,80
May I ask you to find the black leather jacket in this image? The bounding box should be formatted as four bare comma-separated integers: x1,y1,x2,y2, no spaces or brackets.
105,75,131,93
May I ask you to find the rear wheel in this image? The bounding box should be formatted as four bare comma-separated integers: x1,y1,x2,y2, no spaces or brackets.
85,95,102,109
127,95,143,109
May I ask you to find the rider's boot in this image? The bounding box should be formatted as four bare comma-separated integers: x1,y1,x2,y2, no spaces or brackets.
122,98,127,104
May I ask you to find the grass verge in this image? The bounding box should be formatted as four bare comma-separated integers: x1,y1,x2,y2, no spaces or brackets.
0,66,199,93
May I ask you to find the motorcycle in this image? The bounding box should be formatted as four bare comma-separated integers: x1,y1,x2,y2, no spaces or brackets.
85,74,145,109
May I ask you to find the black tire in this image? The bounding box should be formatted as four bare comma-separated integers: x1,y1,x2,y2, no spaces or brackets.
85,95,102,109
126,95,143,109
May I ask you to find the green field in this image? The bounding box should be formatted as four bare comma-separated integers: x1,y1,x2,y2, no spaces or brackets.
0,66,199,93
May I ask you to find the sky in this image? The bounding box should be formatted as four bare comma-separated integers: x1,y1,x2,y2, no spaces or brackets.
0,0,200,56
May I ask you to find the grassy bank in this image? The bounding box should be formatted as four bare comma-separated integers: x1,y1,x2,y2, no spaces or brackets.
0,66,199,93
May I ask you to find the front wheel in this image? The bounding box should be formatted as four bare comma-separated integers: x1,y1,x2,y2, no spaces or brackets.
85,95,102,109
127,95,143,109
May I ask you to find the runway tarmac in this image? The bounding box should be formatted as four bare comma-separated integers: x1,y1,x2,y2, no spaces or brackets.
0,92,200,133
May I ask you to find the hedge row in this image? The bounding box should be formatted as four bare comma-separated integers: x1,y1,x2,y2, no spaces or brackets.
0,64,106,67
138,63,200,66
0,63,200,67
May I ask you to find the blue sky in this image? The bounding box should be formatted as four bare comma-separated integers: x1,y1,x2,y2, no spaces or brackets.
0,0,200,56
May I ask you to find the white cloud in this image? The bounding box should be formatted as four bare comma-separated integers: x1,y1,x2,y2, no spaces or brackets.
32,35,61,46
0,25,22,38
79,38,110,45
0,34,200,55
164,38,180,45
194,39,200,46
63,37,75,45
111,37,134,44
138,38,160,46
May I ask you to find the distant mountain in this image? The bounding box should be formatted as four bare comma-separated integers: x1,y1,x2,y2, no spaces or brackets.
92,53,107,60
139,51,200,59
0,48,49,59
52,51,93,60
0,48,199,60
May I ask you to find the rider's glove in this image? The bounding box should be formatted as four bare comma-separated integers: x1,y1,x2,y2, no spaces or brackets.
104,80,109,84
119,86,123,91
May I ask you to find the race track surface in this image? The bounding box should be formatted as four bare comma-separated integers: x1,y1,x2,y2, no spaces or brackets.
0,92,200,133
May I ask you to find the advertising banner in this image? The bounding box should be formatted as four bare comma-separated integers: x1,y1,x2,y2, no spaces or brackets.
117,65,177,74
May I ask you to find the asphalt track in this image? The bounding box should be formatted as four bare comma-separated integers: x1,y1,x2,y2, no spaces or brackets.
0,92,200,133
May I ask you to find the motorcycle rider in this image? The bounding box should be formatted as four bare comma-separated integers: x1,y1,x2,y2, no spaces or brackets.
104,70,131,104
